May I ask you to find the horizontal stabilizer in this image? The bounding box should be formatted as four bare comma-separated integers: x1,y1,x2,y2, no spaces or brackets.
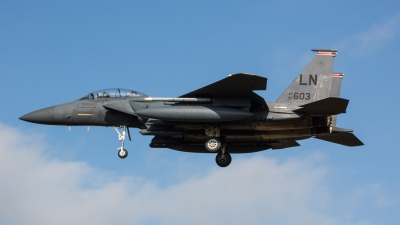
294,97,349,115
315,133,364,146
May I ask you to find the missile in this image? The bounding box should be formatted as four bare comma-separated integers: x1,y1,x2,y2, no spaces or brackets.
142,97,211,102
135,106,254,122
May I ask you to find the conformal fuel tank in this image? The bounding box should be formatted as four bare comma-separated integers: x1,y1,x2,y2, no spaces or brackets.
135,106,254,122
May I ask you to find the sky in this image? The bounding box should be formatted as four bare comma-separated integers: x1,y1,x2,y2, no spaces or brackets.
1,1,400,224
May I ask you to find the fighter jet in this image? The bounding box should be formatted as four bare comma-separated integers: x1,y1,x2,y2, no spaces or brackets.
20,49,363,167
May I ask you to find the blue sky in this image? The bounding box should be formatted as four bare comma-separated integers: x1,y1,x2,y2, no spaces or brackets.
1,1,400,224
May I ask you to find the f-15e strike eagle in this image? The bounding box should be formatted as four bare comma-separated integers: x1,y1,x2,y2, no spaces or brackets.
20,49,363,167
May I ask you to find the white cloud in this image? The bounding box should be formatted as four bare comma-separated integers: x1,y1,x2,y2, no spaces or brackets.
346,183,397,210
339,12,400,55
0,123,384,225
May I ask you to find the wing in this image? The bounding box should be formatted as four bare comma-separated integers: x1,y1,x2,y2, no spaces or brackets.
179,73,268,107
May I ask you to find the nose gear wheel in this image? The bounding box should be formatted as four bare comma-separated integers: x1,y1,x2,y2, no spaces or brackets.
118,148,128,158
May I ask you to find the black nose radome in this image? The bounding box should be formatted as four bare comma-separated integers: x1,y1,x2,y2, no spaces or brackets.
19,106,55,124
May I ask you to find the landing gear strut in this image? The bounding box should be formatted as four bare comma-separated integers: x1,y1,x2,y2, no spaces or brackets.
204,126,231,166
215,146,231,167
114,126,130,159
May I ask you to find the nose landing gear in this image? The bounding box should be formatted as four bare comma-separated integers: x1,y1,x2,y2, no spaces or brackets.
118,148,128,158
114,126,131,159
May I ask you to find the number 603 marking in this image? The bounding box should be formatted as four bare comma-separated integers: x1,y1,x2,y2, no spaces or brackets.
293,92,310,100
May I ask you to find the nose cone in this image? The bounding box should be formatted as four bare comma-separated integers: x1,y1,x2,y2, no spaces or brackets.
19,106,55,124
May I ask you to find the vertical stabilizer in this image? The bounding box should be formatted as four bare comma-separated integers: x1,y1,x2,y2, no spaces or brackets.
330,73,344,126
276,49,337,104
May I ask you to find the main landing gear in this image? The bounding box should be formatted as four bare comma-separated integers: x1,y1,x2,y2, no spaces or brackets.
114,126,131,159
205,137,221,152
204,127,232,167
215,146,231,167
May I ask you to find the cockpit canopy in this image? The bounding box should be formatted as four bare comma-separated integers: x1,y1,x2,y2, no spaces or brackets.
79,88,147,100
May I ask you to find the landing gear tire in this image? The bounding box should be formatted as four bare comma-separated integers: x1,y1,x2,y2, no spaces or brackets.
118,149,128,159
216,152,231,167
205,137,222,152
114,126,131,159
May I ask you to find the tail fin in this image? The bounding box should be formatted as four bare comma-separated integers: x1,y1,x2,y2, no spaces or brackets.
276,49,337,104
330,73,344,126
